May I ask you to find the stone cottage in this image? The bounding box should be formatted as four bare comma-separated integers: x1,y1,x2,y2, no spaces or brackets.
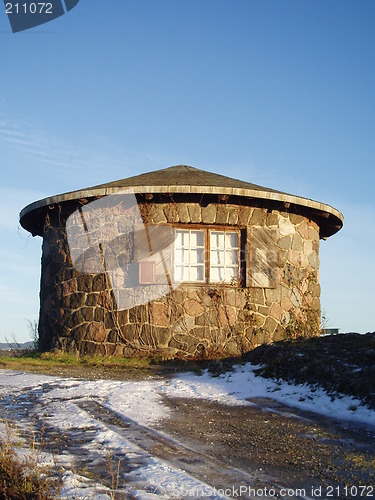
20,165,343,358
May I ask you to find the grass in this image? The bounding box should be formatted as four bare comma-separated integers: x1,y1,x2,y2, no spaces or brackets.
0,350,152,367
0,349,208,381
0,350,156,379
0,446,55,499
0,418,126,499
0,422,56,500
242,332,375,409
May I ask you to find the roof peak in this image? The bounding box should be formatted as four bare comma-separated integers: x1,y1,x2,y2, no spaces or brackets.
94,164,276,193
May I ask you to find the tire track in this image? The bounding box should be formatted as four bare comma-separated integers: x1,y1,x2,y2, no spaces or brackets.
77,399,303,499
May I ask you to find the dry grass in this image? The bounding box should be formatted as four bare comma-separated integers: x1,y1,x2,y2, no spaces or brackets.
0,349,200,381
0,420,126,499
0,350,156,381
244,332,375,408
0,422,56,500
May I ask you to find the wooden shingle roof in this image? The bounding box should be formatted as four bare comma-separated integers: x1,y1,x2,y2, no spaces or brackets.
20,165,343,238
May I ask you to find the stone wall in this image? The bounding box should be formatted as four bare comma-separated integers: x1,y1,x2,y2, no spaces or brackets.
38,197,321,358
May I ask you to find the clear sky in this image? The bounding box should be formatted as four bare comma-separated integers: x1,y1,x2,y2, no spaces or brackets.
0,0,374,343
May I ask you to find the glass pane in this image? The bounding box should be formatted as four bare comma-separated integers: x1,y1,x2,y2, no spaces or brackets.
211,250,219,265
210,266,219,282
175,266,185,281
189,267,196,281
197,248,204,263
225,267,238,281
175,249,184,264
213,231,224,248
190,265,204,281
184,267,190,281
225,250,238,265
182,231,189,247
191,230,204,247
212,249,224,265
225,232,238,249
219,232,225,248
197,266,204,281
175,230,183,247
210,232,218,248
218,267,225,281
211,266,225,282
190,249,199,264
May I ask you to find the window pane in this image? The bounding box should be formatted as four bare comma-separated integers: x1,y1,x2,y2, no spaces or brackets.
174,229,205,282
218,267,225,282
190,248,204,264
210,231,225,248
175,230,183,247
190,265,204,281
226,249,238,265
175,248,184,264
210,232,218,248
197,266,204,281
225,232,238,248
182,231,190,246
197,248,205,263
210,266,220,282
175,266,184,281
213,249,225,265
211,250,219,265
209,230,239,283
225,267,238,281
191,230,204,247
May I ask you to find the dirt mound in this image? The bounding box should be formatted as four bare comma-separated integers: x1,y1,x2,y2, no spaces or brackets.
241,332,375,409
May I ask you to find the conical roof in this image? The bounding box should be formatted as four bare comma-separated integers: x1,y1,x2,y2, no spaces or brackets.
89,164,284,193
20,165,343,238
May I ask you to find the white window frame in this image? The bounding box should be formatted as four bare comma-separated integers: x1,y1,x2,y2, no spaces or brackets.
174,228,205,283
209,230,240,284
173,227,241,284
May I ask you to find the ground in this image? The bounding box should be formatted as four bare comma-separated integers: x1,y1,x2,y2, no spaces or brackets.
241,332,375,409
0,333,374,499
160,397,375,496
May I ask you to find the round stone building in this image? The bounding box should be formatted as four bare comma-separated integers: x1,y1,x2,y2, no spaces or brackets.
20,165,343,358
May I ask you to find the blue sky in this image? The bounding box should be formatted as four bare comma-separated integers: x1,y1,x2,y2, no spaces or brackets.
0,0,374,343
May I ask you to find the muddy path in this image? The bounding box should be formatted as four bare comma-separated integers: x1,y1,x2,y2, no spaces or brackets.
158,396,375,498
78,399,283,498
0,374,374,499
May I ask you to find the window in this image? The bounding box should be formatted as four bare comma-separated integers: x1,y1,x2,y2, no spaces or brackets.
174,227,241,284
210,231,239,283
138,261,156,284
175,229,205,282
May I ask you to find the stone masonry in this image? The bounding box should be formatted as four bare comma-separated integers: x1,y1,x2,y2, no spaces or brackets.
38,197,321,359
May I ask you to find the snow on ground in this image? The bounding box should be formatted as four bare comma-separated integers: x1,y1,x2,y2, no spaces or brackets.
161,363,375,426
0,364,374,498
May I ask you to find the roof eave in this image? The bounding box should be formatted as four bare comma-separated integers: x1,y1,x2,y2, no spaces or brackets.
19,184,343,238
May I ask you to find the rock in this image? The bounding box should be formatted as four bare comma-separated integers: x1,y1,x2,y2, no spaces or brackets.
86,323,107,343
279,216,295,236
183,299,204,317
149,302,169,327
202,204,216,224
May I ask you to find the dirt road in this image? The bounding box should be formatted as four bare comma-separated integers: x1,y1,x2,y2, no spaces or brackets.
0,372,374,499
